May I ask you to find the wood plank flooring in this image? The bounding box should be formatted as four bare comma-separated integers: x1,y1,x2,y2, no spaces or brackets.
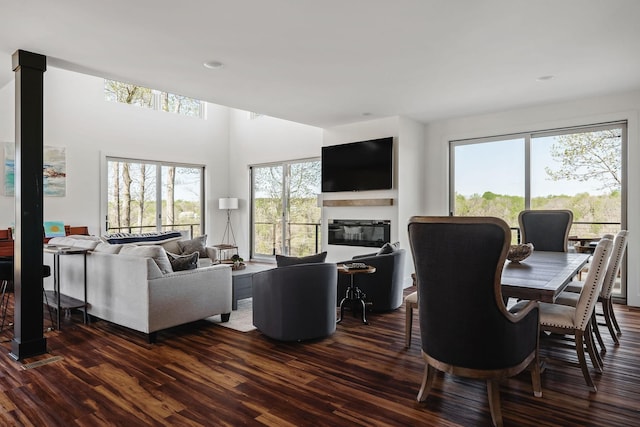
0,291,639,426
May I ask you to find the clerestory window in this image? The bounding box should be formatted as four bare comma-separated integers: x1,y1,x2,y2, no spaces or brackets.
104,79,205,118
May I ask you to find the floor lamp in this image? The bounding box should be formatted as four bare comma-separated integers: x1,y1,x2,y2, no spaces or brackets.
219,197,238,248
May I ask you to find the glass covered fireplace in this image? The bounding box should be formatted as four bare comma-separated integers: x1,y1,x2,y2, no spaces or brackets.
328,219,391,248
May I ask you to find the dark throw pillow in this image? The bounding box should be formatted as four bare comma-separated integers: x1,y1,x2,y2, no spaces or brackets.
167,251,199,272
177,234,208,258
376,242,396,255
276,251,328,267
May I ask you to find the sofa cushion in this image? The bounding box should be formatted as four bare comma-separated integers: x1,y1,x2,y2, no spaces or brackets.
93,242,123,254
120,244,173,274
160,238,182,254
177,235,208,258
376,242,396,255
167,251,199,271
276,251,327,267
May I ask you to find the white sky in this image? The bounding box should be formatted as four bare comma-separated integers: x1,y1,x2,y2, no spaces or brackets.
454,136,608,198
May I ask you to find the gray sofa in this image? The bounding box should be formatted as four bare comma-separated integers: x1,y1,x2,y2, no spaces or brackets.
252,262,337,341
44,235,232,342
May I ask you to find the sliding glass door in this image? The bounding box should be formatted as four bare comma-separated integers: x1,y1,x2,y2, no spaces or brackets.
251,159,321,259
451,137,525,234
450,122,626,297
106,157,204,237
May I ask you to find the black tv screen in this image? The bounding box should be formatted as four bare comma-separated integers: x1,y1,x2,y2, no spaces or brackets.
321,137,393,192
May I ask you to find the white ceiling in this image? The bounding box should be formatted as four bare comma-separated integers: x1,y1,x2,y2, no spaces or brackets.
2,1,640,128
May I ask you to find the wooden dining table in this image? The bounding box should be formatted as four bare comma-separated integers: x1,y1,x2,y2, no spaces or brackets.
501,251,590,303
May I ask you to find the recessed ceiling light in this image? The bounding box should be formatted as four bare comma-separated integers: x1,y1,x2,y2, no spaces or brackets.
204,60,224,70
536,75,554,82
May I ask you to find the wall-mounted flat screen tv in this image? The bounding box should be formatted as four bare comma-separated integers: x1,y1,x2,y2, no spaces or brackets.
321,137,393,192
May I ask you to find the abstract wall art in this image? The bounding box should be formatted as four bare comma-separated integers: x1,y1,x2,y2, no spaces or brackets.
3,142,66,197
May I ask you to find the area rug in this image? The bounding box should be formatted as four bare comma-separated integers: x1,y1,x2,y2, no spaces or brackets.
207,298,256,332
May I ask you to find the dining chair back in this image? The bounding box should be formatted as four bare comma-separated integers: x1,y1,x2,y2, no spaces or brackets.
573,239,612,332
517,238,612,392
408,216,541,427
600,230,628,300
598,230,628,342
518,209,573,252
558,230,628,347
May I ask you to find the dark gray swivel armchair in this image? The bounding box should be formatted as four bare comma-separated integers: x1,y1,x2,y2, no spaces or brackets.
252,262,337,341
336,249,405,312
518,209,573,252
408,216,541,427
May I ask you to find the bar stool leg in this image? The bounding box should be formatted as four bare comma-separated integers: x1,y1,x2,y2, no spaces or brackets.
0,280,9,331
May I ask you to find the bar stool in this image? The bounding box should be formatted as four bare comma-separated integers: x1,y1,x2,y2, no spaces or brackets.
0,257,13,331
0,257,52,332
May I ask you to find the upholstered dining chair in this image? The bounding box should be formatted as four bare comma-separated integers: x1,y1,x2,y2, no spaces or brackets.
556,230,628,349
518,209,573,252
512,238,612,392
404,290,418,348
408,216,541,427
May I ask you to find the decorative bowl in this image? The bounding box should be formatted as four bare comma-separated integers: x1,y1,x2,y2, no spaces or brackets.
507,243,534,263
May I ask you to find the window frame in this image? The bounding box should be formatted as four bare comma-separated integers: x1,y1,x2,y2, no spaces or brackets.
449,121,628,300
249,157,322,260
104,79,206,119
101,155,205,237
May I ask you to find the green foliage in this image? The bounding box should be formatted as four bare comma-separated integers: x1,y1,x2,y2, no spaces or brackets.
252,161,321,256
104,79,203,117
545,130,621,192
253,197,321,257
104,80,153,107
482,191,498,200
455,192,621,237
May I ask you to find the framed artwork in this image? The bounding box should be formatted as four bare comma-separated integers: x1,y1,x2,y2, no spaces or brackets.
3,142,14,196
3,142,66,197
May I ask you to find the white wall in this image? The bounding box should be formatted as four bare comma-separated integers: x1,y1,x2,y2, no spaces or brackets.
0,81,12,141
0,67,231,240
322,116,423,287
228,109,324,259
423,90,640,307
322,117,400,262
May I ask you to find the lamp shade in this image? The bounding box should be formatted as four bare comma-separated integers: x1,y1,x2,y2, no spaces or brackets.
219,197,239,210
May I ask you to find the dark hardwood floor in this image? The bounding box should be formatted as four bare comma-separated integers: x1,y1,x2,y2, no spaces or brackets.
1,291,639,426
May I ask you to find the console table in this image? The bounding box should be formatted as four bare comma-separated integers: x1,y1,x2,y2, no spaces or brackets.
43,245,89,330
0,225,89,257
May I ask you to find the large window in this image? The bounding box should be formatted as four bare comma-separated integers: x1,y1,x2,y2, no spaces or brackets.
451,122,626,296
104,79,205,118
105,157,204,237
251,159,321,258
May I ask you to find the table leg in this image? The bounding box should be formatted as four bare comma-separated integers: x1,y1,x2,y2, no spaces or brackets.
359,296,368,325
0,280,9,331
55,253,61,330
337,273,369,325
337,287,350,323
